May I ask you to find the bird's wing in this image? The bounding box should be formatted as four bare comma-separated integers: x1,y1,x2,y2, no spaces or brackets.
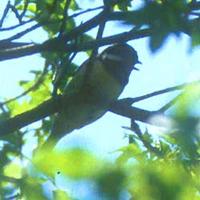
46,59,98,145
63,59,90,96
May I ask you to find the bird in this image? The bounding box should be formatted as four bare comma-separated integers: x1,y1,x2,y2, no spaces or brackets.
44,43,140,148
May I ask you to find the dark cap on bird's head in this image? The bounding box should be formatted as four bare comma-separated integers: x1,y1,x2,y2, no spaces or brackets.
99,43,140,71
99,43,140,85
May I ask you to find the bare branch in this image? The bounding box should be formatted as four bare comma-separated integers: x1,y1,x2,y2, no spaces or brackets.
0,1,10,27
0,41,33,50
68,6,104,19
0,94,158,137
0,96,61,136
91,3,111,57
59,0,71,36
2,80,198,137
0,6,102,32
120,80,200,105
0,18,35,31
1,23,41,42
158,93,183,112
9,3,22,23
110,101,159,124
20,0,29,20
0,28,150,61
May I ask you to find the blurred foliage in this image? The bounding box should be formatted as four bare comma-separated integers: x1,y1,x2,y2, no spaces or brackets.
1,82,199,199
123,0,199,51
7,72,51,116
0,0,199,199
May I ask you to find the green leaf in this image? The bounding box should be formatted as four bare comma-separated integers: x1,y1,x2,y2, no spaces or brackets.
70,0,80,10
4,162,22,179
116,144,144,165
53,190,70,200
8,75,51,116
115,0,132,11
129,162,197,200
142,129,154,144
33,148,104,179
20,177,47,200
96,168,126,199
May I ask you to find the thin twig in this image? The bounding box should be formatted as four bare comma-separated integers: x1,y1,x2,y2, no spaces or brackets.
160,76,200,113
0,41,32,50
59,0,71,36
52,52,77,96
90,7,108,57
121,80,200,105
158,93,183,112
0,1,10,27
83,5,109,86
0,18,35,31
20,0,29,20
0,6,102,32
110,101,159,124
9,4,22,23
130,120,163,156
1,23,41,42
0,28,150,61
69,6,103,19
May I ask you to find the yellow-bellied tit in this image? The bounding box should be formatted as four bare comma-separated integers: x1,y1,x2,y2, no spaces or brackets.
47,43,140,147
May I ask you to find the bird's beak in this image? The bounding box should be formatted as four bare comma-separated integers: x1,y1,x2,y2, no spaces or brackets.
133,60,142,71
132,66,139,71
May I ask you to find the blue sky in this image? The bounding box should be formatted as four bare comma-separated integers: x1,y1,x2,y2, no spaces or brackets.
0,0,200,159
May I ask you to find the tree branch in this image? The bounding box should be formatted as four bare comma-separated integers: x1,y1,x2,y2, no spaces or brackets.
1,24,41,42
130,121,163,156
119,80,200,105
0,94,158,137
0,18,34,31
109,101,159,124
59,0,71,36
0,96,61,136
0,28,150,61
1,78,197,137
0,1,10,27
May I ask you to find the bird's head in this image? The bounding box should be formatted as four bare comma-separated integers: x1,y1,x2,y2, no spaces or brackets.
99,43,140,85
100,43,140,70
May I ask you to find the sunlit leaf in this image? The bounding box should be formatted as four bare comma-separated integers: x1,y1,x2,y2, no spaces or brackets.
4,162,22,179
7,75,51,116
53,189,70,200
33,147,104,179
20,177,46,200
176,82,200,116
116,144,144,165
129,162,198,200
